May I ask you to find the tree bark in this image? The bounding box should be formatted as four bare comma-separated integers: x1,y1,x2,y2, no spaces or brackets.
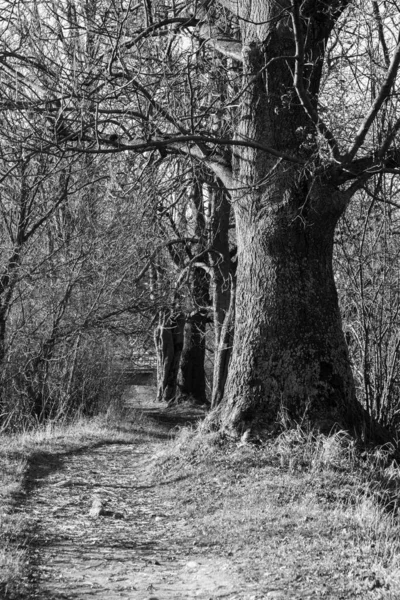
173,181,210,405
176,311,207,404
154,311,184,402
218,179,360,435
211,276,235,408
209,186,234,408
211,2,371,436
173,261,209,405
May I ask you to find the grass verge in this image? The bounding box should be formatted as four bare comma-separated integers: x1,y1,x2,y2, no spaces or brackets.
2,399,400,600
154,426,400,599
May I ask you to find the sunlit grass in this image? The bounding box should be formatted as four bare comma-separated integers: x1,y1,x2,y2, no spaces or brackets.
3,398,400,599
155,423,400,597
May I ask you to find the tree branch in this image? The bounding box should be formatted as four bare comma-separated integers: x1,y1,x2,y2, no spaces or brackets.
372,1,390,68
345,34,400,162
124,16,199,47
195,23,243,61
83,134,305,165
134,238,199,283
291,0,341,160
329,148,400,185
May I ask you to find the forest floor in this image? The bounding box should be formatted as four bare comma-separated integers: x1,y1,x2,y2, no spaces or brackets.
1,384,400,599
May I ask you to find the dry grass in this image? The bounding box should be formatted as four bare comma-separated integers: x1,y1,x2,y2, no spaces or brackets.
3,400,400,599
154,425,400,598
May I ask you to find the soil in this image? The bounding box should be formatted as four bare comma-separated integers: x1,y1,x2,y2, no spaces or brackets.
18,385,254,600
13,385,397,600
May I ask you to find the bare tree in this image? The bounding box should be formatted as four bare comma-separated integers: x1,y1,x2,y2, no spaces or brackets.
3,1,400,438
336,175,400,428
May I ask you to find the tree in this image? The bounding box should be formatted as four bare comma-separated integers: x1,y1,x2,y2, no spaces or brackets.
151,165,211,406
335,175,400,429
192,0,400,438
2,0,400,438
151,166,234,406
0,134,158,428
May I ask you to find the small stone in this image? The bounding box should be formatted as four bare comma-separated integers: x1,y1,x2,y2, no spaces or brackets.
112,511,125,519
88,497,104,518
240,429,251,444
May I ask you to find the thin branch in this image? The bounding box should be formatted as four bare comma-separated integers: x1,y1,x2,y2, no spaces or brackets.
110,68,190,136
80,134,306,165
345,34,400,162
134,238,199,283
195,25,243,61
291,0,341,160
125,16,198,47
377,115,400,160
372,1,390,68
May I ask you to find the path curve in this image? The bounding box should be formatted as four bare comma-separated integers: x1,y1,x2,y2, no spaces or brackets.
21,386,247,600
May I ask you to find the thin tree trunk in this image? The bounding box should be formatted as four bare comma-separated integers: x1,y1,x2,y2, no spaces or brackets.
208,186,234,407
174,266,209,404
173,182,210,405
154,311,184,402
62,332,82,417
0,310,6,425
176,311,207,404
211,276,235,408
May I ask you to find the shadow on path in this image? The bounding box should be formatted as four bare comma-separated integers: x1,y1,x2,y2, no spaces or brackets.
13,385,216,600
137,401,207,431
14,387,207,502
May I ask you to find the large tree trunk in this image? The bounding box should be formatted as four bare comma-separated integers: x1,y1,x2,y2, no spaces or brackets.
212,2,369,436
218,179,360,435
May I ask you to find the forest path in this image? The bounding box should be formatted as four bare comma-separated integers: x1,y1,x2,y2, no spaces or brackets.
21,385,249,600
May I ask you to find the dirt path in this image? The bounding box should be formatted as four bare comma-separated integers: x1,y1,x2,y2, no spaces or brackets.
20,386,252,600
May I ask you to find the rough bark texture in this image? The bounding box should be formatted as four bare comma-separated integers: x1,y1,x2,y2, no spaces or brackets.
212,1,372,436
173,183,210,405
176,312,207,404
220,180,357,434
209,187,234,408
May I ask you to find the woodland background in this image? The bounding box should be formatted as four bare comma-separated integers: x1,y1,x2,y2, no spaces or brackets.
0,0,400,433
